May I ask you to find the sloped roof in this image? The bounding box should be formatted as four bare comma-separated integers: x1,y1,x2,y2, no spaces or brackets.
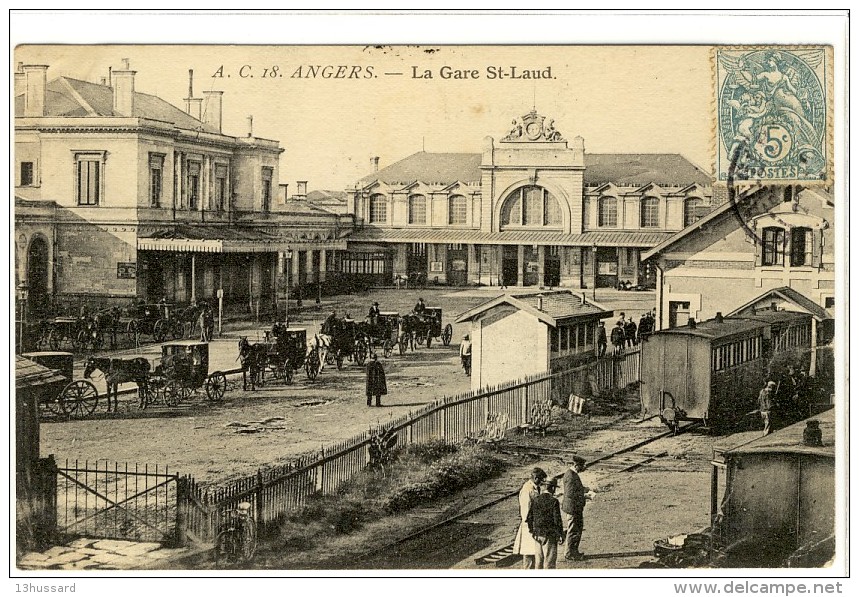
723,408,834,458
358,151,712,189
359,152,483,187
141,224,277,242
456,290,612,326
728,287,832,322
16,356,67,389
15,76,219,133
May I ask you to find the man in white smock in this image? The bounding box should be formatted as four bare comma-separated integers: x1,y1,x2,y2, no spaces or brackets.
513,467,547,569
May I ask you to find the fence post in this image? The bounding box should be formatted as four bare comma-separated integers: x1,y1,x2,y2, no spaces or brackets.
174,476,188,548
255,469,264,527
439,401,446,440
521,384,529,425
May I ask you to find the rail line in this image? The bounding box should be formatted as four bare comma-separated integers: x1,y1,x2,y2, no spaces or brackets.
347,421,700,568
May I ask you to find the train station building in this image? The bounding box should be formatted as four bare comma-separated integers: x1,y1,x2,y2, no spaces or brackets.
347,110,717,290
14,61,353,318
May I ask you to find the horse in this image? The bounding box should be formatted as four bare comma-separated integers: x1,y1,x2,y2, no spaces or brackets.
83,356,151,412
238,337,267,390
306,330,333,374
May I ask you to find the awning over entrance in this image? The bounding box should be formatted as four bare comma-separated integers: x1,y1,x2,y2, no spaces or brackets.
348,227,672,248
138,225,346,253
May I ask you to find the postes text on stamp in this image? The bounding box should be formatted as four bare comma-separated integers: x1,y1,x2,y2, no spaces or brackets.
716,46,830,184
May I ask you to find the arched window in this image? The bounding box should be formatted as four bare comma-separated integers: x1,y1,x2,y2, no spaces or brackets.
640,197,660,228
762,227,786,266
408,194,426,225
500,186,562,229
369,194,387,224
684,197,703,227
598,196,618,227
448,195,468,225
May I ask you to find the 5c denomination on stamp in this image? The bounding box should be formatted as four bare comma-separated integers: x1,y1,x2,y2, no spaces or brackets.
715,46,831,184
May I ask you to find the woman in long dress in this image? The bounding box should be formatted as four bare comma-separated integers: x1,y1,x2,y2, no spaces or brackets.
513,467,547,569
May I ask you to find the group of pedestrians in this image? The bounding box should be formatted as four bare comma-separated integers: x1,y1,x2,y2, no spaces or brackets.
756,365,813,436
514,456,591,569
609,311,656,355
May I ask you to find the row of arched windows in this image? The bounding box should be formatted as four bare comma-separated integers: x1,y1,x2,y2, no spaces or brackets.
368,194,470,225
597,196,706,228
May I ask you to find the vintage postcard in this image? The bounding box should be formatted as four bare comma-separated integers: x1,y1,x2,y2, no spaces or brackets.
9,12,847,589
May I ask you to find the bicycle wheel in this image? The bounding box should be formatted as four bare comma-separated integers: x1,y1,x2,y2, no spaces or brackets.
214,529,236,567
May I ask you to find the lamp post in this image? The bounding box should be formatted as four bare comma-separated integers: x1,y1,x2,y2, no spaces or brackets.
591,245,598,301
16,282,29,354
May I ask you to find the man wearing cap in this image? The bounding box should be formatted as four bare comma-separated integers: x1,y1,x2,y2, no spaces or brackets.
514,467,546,569
759,381,776,436
526,478,565,569
562,456,589,561
460,334,472,376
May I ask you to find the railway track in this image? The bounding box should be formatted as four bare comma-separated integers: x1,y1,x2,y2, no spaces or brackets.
347,421,700,569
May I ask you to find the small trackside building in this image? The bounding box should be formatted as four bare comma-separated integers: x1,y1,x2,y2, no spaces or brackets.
711,408,835,568
455,290,612,392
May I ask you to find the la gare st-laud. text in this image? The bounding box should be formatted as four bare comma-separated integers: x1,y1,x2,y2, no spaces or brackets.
413,66,555,79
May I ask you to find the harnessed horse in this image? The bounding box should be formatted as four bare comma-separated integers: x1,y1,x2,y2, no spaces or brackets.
306,331,333,374
83,356,151,411
238,337,267,390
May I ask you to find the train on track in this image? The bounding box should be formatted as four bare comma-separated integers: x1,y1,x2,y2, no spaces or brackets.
640,309,814,433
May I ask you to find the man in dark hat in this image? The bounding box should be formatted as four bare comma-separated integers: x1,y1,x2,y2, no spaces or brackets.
413,297,426,315
527,477,565,569
597,321,607,357
368,301,380,328
562,455,589,561
366,354,387,407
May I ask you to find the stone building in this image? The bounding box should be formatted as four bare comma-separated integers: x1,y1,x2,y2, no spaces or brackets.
13,61,351,317
347,110,715,289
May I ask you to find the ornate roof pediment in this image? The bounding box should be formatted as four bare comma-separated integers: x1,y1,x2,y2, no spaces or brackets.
502,110,564,142
589,183,620,196
635,182,666,196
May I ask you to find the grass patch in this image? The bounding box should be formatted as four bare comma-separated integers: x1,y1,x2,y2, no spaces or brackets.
275,441,504,552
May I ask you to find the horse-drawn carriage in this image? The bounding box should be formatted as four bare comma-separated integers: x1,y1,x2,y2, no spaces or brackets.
148,341,227,406
324,318,369,369
37,316,87,351
357,312,402,358
128,303,184,344
239,327,321,389
415,307,453,348
23,351,100,418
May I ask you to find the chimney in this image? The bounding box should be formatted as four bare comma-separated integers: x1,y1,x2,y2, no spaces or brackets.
184,69,203,121
280,184,289,204
580,293,586,306
296,181,307,199
688,318,697,329
202,90,223,133
371,156,380,172
536,294,544,311
715,312,724,323
22,65,48,117
246,115,254,137
112,60,136,117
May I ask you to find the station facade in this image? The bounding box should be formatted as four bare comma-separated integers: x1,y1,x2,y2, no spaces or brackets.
347,110,717,290
14,61,353,318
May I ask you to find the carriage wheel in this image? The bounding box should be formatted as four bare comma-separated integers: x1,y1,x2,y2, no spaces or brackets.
153,320,166,343
171,321,184,340
163,381,187,407
442,324,453,346
59,380,99,418
383,340,393,359
47,329,60,351
325,351,337,366
76,329,90,350
354,340,368,366
205,371,227,402
147,376,166,405
305,349,320,380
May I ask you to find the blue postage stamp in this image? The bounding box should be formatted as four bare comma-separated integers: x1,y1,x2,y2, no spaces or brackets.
716,47,831,184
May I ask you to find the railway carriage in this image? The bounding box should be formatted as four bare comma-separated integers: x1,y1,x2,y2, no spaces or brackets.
640,310,813,433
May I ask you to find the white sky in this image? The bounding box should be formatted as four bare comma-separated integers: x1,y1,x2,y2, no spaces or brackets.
15,45,714,191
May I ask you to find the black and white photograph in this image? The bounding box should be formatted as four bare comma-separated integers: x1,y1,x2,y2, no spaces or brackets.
8,9,849,590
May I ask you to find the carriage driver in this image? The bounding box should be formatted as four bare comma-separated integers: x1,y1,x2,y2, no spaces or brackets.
368,302,381,326
322,310,338,335
414,297,427,315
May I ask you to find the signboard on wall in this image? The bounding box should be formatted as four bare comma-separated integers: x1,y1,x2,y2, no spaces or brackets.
430,261,444,272
451,259,467,271
117,262,137,279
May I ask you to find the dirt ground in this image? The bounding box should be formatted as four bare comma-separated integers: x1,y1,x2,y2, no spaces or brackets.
40,287,656,487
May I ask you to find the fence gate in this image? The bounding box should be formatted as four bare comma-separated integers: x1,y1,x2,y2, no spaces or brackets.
55,459,179,544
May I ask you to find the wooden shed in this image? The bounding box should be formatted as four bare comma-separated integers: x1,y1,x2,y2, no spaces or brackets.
455,290,612,392
711,408,835,567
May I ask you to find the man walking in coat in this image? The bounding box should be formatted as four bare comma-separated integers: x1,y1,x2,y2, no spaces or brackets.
527,478,565,569
597,321,607,357
366,354,387,407
514,467,546,569
758,380,775,436
610,320,626,355
562,455,589,561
